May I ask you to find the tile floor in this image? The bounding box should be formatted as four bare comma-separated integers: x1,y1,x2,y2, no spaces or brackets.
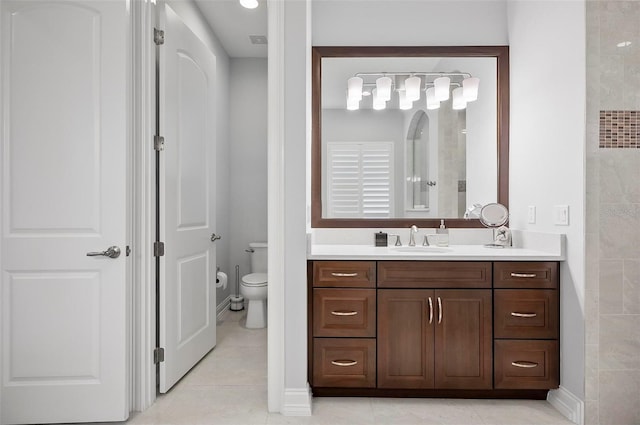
126,309,575,425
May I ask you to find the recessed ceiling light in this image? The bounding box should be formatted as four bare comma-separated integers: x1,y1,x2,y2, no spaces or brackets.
239,0,258,9
617,41,632,48
249,35,267,45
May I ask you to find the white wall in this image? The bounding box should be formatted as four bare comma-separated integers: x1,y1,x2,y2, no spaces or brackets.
166,0,231,309
229,58,268,289
507,0,586,401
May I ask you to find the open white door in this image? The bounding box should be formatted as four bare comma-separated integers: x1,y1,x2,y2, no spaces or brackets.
158,4,217,393
0,1,129,423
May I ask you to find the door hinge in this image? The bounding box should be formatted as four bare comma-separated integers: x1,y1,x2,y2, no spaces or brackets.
126,245,131,257
154,347,165,364
154,241,165,257
154,135,165,151
154,28,165,45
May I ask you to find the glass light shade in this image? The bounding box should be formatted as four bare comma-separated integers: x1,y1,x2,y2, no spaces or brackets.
346,96,359,111
372,89,386,110
405,76,421,101
425,87,440,110
398,90,412,110
347,76,363,101
239,0,259,9
452,87,467,110
376,76,392,101
462,77,480,101
434,76,451,101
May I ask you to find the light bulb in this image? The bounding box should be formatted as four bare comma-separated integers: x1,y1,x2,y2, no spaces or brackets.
434,76,450,101
462,77,479,101
346,95,359,111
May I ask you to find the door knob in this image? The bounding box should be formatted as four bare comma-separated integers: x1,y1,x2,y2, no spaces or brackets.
86,246,121,259
211,233,221,242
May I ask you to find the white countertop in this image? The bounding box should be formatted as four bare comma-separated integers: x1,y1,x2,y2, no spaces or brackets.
307,244,565,261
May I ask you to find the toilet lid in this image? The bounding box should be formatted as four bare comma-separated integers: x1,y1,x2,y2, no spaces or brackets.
242,272,267,286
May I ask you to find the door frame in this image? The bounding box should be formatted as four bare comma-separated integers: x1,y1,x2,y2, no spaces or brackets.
130,0,287,414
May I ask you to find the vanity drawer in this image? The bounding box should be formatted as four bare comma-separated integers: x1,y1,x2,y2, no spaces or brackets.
378,261,492,288
313,338,376,388
494,290,559,339
312,261,376,288
313,289,376,337
494,262,559,289
494,340,559,389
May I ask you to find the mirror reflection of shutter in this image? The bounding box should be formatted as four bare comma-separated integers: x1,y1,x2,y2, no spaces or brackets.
326,142,393,218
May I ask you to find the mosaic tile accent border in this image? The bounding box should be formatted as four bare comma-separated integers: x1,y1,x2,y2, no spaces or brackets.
599,110,640,148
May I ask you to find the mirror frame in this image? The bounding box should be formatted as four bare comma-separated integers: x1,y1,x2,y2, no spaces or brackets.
312,45,509,228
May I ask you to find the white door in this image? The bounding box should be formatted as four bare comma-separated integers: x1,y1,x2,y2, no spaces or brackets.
159,4,217,393
0,1,129,424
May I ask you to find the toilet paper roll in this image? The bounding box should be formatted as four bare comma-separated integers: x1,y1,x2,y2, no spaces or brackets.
216,271,228,290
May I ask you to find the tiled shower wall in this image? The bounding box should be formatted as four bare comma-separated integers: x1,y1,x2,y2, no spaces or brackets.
586,2,640,424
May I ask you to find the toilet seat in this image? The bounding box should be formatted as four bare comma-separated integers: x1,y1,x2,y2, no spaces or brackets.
241,272,267,287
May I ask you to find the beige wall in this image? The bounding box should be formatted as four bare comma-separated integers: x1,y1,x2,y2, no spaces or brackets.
586,2,640,424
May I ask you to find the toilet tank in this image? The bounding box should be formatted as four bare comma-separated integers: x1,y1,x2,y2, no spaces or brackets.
249,242,268,273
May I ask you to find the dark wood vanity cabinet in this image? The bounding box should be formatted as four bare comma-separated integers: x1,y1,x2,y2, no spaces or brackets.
309,260,560,397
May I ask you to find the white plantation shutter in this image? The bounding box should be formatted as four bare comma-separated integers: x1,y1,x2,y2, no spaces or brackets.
326,142,394,218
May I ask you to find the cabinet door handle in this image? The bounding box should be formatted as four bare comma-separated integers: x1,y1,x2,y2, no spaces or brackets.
331,360,358,367
331,272,359,277
428,297,433,324
511,312,537,318
511,361,539,368
437,296,442,324
330,310,358,316
510,272,537,278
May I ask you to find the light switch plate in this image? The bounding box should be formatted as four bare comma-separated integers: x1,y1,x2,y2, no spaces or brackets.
554,205,569,225
528,206,536,224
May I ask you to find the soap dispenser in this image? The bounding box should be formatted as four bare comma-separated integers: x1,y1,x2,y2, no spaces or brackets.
436,219,449,247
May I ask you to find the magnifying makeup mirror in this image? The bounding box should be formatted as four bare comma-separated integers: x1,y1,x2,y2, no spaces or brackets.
479,203,509,248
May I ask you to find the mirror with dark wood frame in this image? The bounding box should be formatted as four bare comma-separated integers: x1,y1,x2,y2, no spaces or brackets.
312,46,509,228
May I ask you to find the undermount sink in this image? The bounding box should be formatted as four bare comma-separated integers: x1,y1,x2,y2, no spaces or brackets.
392,246,453,253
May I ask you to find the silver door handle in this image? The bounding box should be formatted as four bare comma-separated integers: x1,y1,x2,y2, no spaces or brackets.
511,312,537,318
510,273,537,278
428,297,433,324
511,361,538,368
437,296,442,324
86,246,121,259
211,233,221,242
331,360,358,367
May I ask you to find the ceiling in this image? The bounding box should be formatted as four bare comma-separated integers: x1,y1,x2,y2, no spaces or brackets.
194,0,268,58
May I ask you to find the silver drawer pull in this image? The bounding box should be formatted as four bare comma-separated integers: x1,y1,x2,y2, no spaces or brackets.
331,311,358,316
331,272,359,277
331,360,358,367
510,273,537,278
511,312,537,318
511,361,539,368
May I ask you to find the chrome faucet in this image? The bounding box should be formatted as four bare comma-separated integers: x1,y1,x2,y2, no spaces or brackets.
409,225,418,246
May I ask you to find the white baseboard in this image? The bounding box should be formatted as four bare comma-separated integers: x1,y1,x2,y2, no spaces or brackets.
281,385,312,416
548,386,584,425
216,295,231,322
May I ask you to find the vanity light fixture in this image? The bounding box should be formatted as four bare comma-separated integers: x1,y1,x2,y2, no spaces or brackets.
398,90,412,110
376,76,392,101
345,72,478,111
347,76,363,101
239,0,258,9
462,77,480,101
405,76,421,102
452,87,467,110
434,76,451,101
425,87,440,110
372,89,386,110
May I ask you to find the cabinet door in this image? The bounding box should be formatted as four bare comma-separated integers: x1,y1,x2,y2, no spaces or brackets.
378,289,434,388
434,289,492,389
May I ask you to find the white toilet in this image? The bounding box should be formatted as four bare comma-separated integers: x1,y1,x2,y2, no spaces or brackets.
240,242,268,329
